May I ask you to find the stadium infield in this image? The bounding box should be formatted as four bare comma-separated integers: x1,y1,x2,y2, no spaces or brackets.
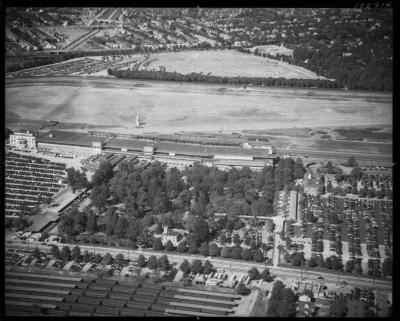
6,77,392,135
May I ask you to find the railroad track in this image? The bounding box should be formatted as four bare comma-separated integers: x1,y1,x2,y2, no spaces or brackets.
6,240,392,292
63,28,100,50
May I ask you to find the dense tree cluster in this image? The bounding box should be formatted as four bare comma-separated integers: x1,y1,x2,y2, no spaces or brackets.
109,68,344,90
179,259,215,276
58,207,87,240
235,282,250,295
63,157,304,262
5,215,31,230
236,8,392,91
267,281,297,317
109,161,170,218
66,167,89,193
96,156,303,224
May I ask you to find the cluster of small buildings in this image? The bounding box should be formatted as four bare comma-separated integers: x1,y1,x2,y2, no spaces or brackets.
248,44,294,58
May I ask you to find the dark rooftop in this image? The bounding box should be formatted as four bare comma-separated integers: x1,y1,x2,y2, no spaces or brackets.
37,130,107,147
37,130,274,159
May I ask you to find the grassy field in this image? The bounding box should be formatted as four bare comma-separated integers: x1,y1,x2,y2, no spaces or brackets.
137,50,327,79
6,77,392,137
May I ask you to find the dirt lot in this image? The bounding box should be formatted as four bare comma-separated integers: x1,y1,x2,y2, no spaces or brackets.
138,50,326,79
6,77,392,136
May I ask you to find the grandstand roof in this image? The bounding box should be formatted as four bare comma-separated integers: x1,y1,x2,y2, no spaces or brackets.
37,130,107,147
105,138,273,159
36,130,275,160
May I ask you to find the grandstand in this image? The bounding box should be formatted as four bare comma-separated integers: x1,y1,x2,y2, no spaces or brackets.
5,271,241,317
5,152,67,218
36,130,276,171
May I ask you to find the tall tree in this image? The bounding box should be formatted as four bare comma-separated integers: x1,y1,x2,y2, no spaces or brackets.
231,246,243,259
126,217,142,242
137,254,146,267
179,259,190,275
233,233,241,245
91,183,109,210
220,246,231,258
114,216,126,238
190,259,203,274
253,249,264,262
60,246,71,261
147,255,158,270
242,248,253,261
115,253,124,265
153,238,164,251
165,240,176,251
236,282,250,295
157,255,170,271
177,240,188,253
51,245,60,259
86,211,98,234
71,246,81,261
261,268,272,282
33,246,41,259
199,241,209,256
248,267,260,280
102,252,112,265
209,242,221,257
203,260,214,274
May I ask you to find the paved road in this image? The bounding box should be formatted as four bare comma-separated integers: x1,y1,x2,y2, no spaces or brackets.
6,239,391,291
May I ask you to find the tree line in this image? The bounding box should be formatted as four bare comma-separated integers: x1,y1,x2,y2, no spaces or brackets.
108,67,344,90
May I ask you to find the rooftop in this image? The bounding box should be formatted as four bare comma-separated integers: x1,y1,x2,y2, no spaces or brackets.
36,130,275,160
106,138,273,159
37,130,107,147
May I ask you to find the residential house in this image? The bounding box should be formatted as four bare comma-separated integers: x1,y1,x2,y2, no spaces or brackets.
153,226,185,247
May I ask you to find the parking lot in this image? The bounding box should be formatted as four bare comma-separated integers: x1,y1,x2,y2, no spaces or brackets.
287,193,392,275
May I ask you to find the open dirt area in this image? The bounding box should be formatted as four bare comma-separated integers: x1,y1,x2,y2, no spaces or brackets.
6,77,391,136
137,50,327,79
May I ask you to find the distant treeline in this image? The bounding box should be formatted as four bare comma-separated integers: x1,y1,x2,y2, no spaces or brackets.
108,68,344,90
6,51,93,73
238,47,392,92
